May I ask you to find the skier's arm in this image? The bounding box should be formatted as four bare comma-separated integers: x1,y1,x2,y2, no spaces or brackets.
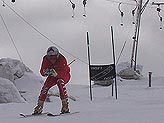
55,56,70,78
40,56,49,77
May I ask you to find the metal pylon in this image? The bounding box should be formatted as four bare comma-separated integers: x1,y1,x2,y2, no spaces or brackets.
130,0,150,71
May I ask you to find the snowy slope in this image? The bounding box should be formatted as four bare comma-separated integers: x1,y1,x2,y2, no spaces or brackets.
0,0,164,121
15,72,43,102
1,75,164,123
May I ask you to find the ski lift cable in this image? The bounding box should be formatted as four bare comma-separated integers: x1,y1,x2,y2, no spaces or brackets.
141,0,150,14
0,12,24,64
107,0,134,5
3,1,88,65
116,23,134,64
116,41,126,65
106,0,156,9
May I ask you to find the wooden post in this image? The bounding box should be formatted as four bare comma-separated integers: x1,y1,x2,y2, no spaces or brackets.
149,71,152,87
11,0,15,2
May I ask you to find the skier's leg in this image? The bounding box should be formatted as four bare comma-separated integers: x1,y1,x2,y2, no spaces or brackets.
32,100,44,115
57,79,69,114
33,77,56,114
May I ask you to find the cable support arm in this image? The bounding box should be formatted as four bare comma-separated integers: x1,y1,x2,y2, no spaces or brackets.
118,2,124,26
82,0,87,17
152,2,164,6
69,0,76,18
152,2,164,29
157,6,163,29
132,0,138,24
2,0,5,6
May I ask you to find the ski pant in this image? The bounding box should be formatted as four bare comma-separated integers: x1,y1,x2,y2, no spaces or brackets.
38,76,68,101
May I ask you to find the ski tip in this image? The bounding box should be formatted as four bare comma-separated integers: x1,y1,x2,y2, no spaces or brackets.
19,112,49,118
20,113,26,118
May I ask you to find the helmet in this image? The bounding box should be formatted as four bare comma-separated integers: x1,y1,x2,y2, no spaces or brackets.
47,46,59,56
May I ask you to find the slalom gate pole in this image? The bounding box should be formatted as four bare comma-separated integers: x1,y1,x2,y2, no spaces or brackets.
86,31,93,101
111,26,118,99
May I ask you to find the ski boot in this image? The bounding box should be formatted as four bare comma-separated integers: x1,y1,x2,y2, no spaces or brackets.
32,100,44,115
60,99,69,114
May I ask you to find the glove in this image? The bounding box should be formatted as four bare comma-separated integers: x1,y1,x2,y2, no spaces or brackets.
43,69,57,77
49,69,58,77
43,68,51,76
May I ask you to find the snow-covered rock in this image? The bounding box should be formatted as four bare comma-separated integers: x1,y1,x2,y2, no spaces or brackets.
0,58,43,103
0,58,32,82
0,78,25,103
117,62,143,79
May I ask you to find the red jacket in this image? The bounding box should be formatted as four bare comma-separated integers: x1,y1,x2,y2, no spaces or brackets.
40,54,70,83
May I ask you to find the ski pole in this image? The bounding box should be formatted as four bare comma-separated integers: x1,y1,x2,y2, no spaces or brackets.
68,59,75,66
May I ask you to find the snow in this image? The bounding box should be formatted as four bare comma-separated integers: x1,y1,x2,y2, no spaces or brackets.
0,77,24,103
0,0,163,122
0,58,164,123
15,72,43,102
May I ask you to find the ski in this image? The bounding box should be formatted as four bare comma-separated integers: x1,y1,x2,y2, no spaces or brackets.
47,111,80,117
20,112,49,118
19,111,79,118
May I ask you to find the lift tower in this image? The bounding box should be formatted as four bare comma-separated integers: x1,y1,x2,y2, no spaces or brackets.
130,0,149,71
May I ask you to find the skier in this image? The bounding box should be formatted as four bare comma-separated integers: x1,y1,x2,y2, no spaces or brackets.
33,46,71,115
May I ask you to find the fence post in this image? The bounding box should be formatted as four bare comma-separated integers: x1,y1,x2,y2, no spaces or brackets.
149,71,152,87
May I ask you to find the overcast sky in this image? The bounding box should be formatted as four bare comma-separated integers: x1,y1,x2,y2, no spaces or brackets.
0,0,164,84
